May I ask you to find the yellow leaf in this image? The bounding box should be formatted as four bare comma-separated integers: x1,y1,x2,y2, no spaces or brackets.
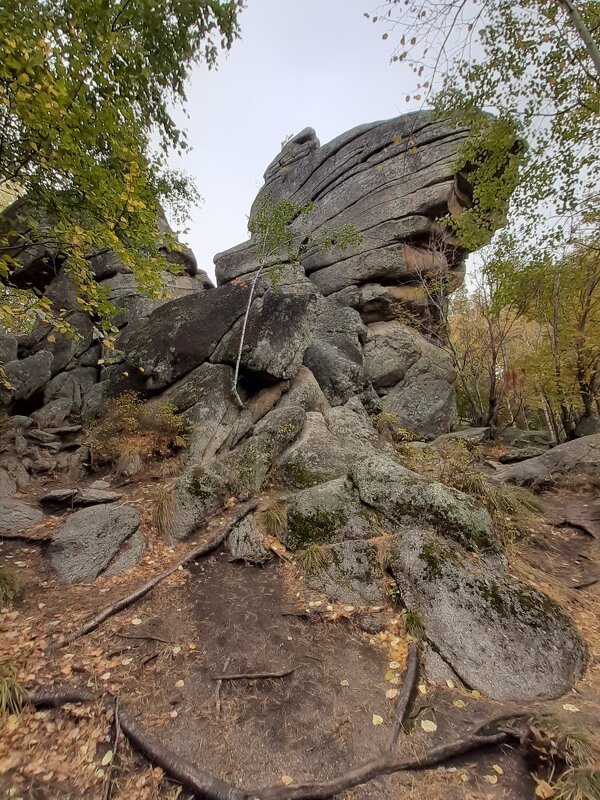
470,690,481,699
484,775,498,784
386,689,399,700
101,750,113,766
281,775,293,786
384,671,395,681
452,699,466,708
372,714,384,726
534,779,555,799
562,703,579,712
131,618,142,625
420,719,437,733
446,679,455,689
492,764,504,775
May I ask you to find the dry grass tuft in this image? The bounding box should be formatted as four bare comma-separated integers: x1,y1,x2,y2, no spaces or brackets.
261,502,287,538
0,567,19,607
295,543,327,577
0,661,26,717
153,484,177,542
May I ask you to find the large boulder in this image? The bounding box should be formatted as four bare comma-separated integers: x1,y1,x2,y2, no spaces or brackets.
49,504,143,583
496,433,600,488
352,454,496,552
364,322,457,438
0,352,54,406
0,499,43,535
389,526,586,702
302,303,368,406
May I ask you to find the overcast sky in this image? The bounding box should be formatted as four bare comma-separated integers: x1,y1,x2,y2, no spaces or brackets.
169,0,416,280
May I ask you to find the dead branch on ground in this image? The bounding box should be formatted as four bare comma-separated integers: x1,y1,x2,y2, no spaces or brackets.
50,501,258,650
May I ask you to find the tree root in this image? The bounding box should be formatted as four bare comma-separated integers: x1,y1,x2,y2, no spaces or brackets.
28,687,96,708
25,647,527,800
211,666,297,681
50,501,258,650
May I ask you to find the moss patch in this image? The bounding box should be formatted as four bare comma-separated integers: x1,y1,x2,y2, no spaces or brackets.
281,461,335,490
286,508,346,550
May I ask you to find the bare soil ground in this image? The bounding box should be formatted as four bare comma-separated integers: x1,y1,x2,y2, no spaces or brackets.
1,471,598,800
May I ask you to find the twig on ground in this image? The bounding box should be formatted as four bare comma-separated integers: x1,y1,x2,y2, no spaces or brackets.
215,656,231,716
50,501,258,650
115,632,176,645
573,577,598,589
386,642,418,750
211,666,297,681
102,695,121,800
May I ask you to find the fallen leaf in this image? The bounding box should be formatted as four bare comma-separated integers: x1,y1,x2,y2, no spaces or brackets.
492,764,504,775
418,683,427,695
453,699,466,708
446,679,455,689
172,646,181,655
100,672,110,681
122,657,133,666
340,679,349,687
131,618,142,626
101,750,113,766
534,779,555,799
420,719,437,733
384,671,396,681
562,703,580,713
470,690,481,699
484,775,498,785
372,714,384,726
389,661,401,669
175,679,184,688
281,775,293,786
170,710,178,718
386,689,399,699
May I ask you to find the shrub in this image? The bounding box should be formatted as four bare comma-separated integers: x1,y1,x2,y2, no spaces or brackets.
87,391,189,474
403,609,424,639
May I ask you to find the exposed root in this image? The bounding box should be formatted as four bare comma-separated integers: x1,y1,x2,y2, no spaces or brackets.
28,687,95,708
50,501,258,650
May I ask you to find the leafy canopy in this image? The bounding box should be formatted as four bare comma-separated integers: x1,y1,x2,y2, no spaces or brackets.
377,1,600,248
0,0,243,338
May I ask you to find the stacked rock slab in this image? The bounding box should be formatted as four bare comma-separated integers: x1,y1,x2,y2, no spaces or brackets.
0,112,587,702
214,111,476,432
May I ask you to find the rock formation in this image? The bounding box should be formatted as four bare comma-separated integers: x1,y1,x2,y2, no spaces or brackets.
0,111,588,702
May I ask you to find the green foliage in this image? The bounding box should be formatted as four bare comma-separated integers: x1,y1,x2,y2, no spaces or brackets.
0,567,19,607
0,661,26,717
295,543,327,577
262,502,287,538
0,0,242,335
373,412,415,444
87,391,188,470
311,224,363,253
381,1,600,250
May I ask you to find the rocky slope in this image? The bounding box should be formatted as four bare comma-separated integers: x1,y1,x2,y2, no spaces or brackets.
0,111,590,703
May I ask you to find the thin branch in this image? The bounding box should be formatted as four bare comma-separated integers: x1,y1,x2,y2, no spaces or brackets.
211,666,297,681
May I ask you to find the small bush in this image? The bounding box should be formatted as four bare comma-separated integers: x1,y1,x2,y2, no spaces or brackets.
373,412,415,444
87,391,189,473
0,661,26,717
296,543,327,577
553,767,600,800
0,568,19,607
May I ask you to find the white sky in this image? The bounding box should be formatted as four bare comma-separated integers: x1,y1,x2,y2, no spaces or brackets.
169,0,417,280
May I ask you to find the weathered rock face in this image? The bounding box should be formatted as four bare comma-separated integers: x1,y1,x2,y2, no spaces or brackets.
495,433,600,489
0,112,585,704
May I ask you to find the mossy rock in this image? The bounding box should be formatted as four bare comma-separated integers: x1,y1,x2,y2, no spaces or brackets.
389,526,586,702
283,477,381,550
305,539,385,606
352,454,497,553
